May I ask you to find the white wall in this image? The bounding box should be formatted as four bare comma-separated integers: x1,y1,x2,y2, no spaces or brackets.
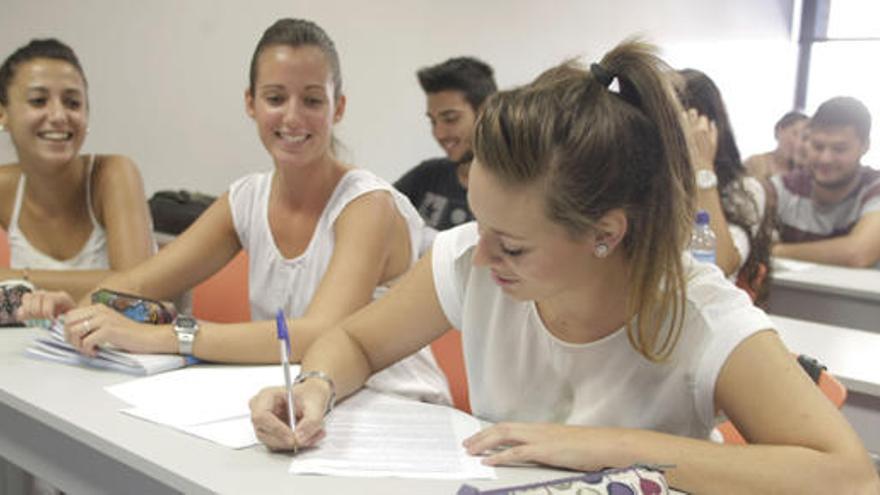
0,0,797,196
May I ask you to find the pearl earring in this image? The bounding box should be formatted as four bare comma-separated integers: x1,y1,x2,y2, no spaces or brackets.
594,242,609,258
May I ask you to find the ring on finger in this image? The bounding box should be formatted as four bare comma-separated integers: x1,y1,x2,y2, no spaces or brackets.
82,319,92,336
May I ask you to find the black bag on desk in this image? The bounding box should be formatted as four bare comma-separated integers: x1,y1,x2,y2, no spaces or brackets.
149,190,217,235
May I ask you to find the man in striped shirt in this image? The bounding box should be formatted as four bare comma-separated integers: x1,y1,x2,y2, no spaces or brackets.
768,96,880,268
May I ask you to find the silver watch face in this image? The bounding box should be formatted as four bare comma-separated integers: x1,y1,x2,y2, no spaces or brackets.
175,315,198,333
696,169,717,189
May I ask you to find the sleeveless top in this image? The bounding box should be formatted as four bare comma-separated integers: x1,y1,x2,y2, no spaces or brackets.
9,155,110,270
229,168,451,405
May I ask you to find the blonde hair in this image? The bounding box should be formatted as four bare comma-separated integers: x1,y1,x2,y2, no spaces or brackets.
473,40,695,361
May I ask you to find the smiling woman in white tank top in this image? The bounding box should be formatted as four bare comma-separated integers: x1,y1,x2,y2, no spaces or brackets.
0,39,154,301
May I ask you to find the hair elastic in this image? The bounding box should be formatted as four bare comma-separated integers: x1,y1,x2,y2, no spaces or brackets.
590,63,614,88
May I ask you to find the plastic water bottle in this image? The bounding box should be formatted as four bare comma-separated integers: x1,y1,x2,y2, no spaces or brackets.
690,210,716,265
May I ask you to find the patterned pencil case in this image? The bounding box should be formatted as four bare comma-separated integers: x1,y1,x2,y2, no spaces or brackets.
91,288,177,324
0,279,35,327
457,465,672,495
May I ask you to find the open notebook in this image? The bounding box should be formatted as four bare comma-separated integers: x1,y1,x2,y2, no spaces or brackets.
26,321,192,375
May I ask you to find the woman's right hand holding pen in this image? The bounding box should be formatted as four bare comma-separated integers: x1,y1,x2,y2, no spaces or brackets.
249,377,331,452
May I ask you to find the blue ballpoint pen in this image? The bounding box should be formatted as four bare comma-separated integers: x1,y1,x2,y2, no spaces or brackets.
275,309,296,429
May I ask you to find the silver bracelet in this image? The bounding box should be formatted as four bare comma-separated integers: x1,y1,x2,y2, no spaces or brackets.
293,370,336,414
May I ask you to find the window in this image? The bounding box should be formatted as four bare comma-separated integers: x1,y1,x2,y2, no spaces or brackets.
797,0,880,167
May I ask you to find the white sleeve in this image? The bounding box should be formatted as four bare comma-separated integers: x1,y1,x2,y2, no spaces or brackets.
745,176,768,229
227,174,255,248
728,223,750,271
727,177,767,272
430,222,478,330
689,265,776,427
861,187,880,215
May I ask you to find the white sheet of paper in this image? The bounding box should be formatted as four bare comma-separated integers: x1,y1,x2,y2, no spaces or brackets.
120,408,258,449
182,415,259,449
106,365,291,448
106,365,292,426
289,389,495,480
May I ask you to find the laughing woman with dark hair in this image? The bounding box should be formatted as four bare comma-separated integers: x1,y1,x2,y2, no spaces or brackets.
0,36,155,495
0,39,154,302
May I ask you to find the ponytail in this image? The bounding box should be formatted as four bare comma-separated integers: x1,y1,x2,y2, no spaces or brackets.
598,41,694,360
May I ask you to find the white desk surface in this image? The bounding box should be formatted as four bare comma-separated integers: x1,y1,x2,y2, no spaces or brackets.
768,259,880,332
770,259,880,302
771,315,880,398
0,327,585,495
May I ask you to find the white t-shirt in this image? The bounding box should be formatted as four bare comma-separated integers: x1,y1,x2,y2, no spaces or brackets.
229,168,450,405
726,176,766,276
431,222,774,439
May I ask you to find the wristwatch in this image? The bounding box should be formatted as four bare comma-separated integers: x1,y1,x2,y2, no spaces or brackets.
172,315,200,355
696,169,718,190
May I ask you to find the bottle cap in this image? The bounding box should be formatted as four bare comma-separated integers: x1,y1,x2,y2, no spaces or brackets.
696,210,710,225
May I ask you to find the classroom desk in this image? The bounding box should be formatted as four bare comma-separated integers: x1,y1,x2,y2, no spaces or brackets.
771,315,880,456
0,327,590,495
767,259,880,333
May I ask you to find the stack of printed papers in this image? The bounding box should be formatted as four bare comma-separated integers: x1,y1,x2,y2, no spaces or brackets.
27,321,189,375
289,389,496,480
105,367,495,479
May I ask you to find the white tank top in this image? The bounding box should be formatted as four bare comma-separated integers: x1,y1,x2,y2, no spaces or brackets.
229,168,451,405
8,155,110,270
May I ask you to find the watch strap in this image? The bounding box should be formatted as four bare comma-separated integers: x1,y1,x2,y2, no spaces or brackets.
177,330,195,355
294,370,336,415
173,316,199,356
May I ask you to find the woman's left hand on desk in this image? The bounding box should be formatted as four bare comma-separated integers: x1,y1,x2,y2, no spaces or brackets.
63,304,172,356
464,422,615,471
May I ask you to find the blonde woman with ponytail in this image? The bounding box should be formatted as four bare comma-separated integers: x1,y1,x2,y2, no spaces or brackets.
250,40,879,493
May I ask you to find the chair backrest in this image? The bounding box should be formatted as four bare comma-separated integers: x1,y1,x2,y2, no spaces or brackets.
192,251,250,323
817,370,848,408
0,228,10,268
430,329,471,413
716,355,847,445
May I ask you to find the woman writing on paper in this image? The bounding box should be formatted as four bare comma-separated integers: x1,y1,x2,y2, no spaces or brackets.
18,19,449,405
250,41,879,493
0,39,154,301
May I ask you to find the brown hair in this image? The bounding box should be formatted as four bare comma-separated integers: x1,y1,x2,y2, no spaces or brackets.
473,40,694,361
417,56,497,111
810,96,871,143
0,38,87,106
248,18,342,100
